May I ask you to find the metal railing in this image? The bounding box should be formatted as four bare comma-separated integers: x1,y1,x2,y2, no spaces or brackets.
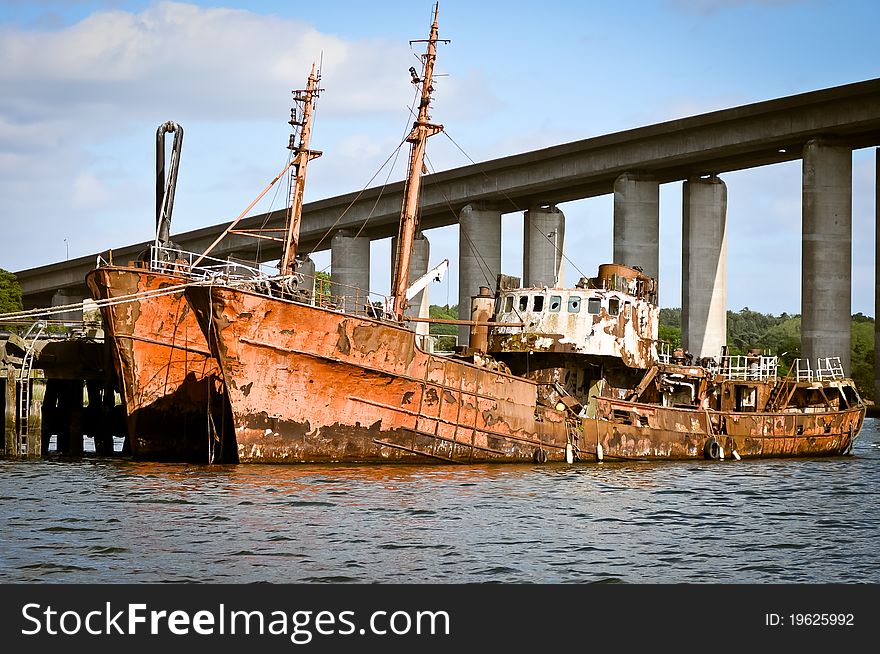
655,345,849,384
146,245,394,319
722,355,778,382
795,356,845,382
149,245,274,281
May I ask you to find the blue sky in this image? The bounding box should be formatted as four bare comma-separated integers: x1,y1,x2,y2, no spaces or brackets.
0,0,876,314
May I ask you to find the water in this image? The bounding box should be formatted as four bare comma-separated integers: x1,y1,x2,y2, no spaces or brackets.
1,419,878,584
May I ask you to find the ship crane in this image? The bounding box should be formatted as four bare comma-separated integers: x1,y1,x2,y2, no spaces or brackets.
380,258,449,318
406,258,448,301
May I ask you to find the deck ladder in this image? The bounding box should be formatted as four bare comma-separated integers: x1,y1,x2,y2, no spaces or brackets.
16,321,46,455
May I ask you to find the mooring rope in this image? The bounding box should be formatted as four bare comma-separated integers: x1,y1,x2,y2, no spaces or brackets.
0,275,262,324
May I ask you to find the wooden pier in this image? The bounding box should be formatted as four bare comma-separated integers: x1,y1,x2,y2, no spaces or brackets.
1,309,126,458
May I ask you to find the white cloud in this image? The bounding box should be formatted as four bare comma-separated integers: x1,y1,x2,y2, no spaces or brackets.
0,2,414,124
0,1,432,270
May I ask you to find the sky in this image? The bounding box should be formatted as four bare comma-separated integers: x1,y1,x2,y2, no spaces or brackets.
0,0,877,315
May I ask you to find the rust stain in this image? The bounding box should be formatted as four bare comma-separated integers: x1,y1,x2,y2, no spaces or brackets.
336,321,351,355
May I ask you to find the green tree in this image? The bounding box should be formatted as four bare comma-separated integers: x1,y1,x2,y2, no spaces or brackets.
0,269,22,314
658,324,681,349
314,271,332,306
659,307,680,329
851,318,875,401
429,304,458,350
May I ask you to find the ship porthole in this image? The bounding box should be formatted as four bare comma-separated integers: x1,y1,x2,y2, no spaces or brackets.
704,437,722,460
533,448,548,464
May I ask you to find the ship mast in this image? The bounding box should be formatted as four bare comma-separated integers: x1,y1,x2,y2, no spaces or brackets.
280,64,323,276
390,4,445,320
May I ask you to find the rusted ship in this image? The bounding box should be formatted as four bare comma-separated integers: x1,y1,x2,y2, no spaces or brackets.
85,66,324,462
489,265,864,461
85,121,236,461
182,7,866,464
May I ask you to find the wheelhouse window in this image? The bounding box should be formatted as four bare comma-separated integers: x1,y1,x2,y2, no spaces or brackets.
608,297,620,316
533,295,544,312
567,296,581,313
549,295,562,312
504,295,514,313
587,297,602,315
518,295,529,312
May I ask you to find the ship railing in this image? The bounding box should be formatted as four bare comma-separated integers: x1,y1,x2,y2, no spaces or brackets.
792,357,846,382
721,355,778,381
149,245,275,281
794,358,813,381
657,341,672,364
290,272,392,318
817,357,846,380
149,245,394,317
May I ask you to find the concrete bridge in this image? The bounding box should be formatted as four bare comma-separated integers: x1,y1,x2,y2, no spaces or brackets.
14,77,880,395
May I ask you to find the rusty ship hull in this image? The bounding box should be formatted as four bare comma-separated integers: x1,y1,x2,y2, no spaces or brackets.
86,265,234,461
185,285,573,463
583,397,864,460
183,279,866,465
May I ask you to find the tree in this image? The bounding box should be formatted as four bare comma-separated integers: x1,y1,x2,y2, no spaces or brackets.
0,269,22,314
314,271,332,306
429,304,458,351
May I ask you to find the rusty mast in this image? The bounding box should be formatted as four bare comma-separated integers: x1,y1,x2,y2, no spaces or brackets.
390,3,446,321
280,63,323,276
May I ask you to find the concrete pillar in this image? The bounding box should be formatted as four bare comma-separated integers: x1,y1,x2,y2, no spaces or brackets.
682,175,728,360
51,289,84,322
802,138,852,375
523,205,565,288
391,232,431,338
330,229,371,314
296,255,317,302
458,204,502,346
613,173,660,282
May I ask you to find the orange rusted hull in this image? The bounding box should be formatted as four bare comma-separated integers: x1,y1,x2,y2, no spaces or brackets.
578,397,864,460
185,285,571,463
86,265,234,461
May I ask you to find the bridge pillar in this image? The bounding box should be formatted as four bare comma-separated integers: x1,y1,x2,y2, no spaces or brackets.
330,229,371,314
392,232,430,338
682,175,728,361
51,289,84,322
458,203,501,346
613,173,660,282
523,205,565,288
802,138,852,375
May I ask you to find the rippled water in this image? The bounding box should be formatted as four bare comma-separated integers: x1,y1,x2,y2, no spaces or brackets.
1,419,878,584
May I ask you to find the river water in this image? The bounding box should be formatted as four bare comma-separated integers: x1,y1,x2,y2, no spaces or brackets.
1,418,878,584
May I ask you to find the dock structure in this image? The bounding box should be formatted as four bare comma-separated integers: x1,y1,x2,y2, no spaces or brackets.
1,308,125,458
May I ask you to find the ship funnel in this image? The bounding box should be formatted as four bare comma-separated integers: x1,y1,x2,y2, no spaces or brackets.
469,286,494,352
